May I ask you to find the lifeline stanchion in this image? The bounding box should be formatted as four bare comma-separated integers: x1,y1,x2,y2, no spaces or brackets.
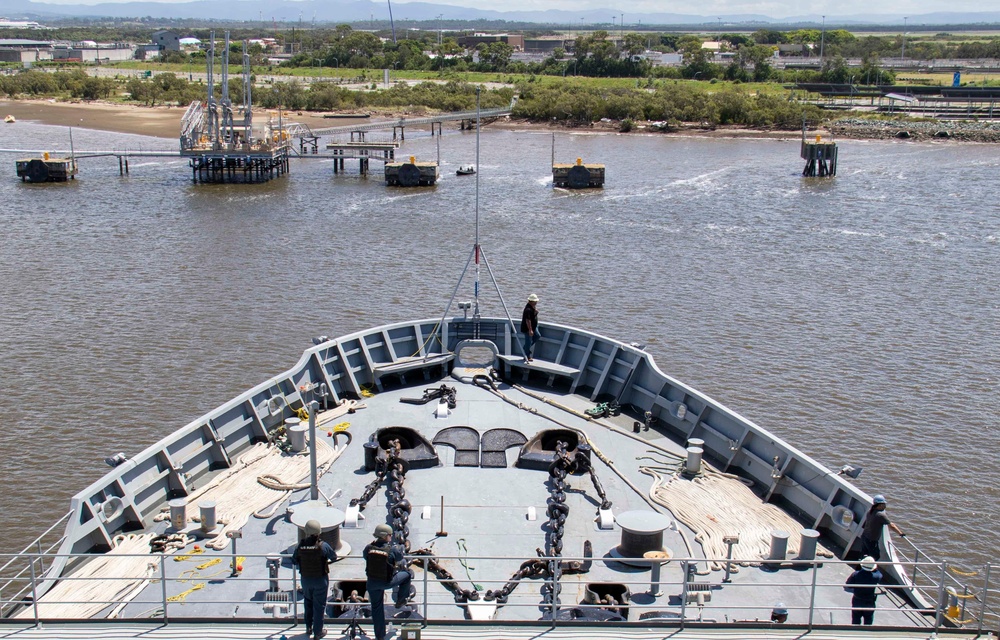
160,554,169,623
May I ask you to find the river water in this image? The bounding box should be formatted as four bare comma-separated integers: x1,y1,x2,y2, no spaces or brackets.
0,123,997,571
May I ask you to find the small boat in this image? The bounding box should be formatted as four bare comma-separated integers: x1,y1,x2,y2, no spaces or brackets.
456,164,476,176
4,115,14,123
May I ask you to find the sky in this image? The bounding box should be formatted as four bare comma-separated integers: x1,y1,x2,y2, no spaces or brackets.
390,0,983,18
26,0,993,17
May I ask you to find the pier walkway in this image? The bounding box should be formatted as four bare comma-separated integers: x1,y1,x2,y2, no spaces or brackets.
308,98,517,139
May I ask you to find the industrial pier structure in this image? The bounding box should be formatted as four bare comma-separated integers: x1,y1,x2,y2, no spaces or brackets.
800,124,838,178
552,158,606,189
15,155,77,182
179,31,290,184
550,134,604,188
384,155,439,186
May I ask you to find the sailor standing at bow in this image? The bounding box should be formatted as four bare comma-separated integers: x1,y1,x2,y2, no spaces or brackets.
293,519,336,640
860,494,905,561
364,523,413,640
520,293,540,362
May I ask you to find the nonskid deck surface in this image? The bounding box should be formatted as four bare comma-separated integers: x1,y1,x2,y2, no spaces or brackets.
0,622,985,640
15,374,936,630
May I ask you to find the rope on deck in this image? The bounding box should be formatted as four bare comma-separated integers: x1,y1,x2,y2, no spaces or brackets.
165,439,345,550
643,469,833,572
13,533,162,620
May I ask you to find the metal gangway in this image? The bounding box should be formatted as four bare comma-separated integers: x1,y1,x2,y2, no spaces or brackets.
307,96,518,138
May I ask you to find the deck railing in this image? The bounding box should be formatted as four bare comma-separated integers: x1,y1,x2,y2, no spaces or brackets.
1,550,996,633
0,510,72,618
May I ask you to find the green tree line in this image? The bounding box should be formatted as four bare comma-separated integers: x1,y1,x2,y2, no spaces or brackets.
0,69,117,100
0,68,826,129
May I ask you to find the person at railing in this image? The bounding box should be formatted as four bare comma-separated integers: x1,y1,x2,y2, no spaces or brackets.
520,293,540,362
770,603,789,623
861,494,906,561
364,523,413,640
293,519,337,640
845,556,883,625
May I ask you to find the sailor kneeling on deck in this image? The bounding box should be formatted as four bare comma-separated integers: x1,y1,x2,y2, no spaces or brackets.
365,523,413,640
294,519,337,640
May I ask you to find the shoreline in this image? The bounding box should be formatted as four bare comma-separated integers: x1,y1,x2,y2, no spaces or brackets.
2,98,998,144
0,98,824,142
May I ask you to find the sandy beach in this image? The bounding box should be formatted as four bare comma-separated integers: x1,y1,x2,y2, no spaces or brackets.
0,99,380,140
1,99,186,139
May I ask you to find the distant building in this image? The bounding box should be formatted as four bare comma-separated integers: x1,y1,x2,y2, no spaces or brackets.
179,37,201,47
0,38,52,49
523,37,570,53
0,48,52,63
52,42,137,63
249,38,278,52
0,39,52,63
152,30,180,52
777,44,809,57
0,19,43,29
648,52,683,66
135,44,161,60
511,51,549,64
456,34,524,52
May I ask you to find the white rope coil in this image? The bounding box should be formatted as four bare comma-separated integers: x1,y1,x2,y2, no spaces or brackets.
179,438,344,550
644,468,832,571
14,533,163,619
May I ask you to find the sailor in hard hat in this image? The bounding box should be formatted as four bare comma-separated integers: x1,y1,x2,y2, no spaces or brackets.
292,519,336,640
770,602,789,623
860,494,905,561
845,556,883,625
364,523,413,640
520,293,540,362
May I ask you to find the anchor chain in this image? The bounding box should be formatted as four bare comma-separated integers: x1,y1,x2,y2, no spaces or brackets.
385,441,411,553
365,438,483,603
574,445,613,511
486,440,597,605
399,384,457,408
409,549,482,603
349,442,392,511
387,441,482,603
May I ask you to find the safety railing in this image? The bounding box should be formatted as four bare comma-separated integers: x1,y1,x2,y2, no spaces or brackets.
895,536,1000,632
1,549,997,634
0,511,72,618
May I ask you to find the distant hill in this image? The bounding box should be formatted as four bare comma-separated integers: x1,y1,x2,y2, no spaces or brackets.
1,0,999,27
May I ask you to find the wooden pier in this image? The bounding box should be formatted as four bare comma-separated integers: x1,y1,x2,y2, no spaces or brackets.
16,155,78,182
385,155,439,186
552,158,605,189
801,134,838,177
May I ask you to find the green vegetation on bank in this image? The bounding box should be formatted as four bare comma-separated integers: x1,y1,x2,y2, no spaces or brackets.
4,23,999,131
0,68,824,129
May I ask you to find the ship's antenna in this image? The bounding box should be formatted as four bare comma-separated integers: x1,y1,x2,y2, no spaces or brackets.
430,87,522,357
387,0,397,43
473,87,481,320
